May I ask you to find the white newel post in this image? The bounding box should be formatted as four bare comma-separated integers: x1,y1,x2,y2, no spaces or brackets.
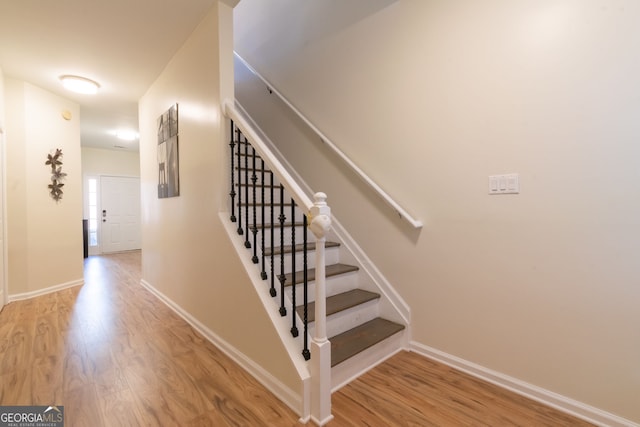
309,192,333,425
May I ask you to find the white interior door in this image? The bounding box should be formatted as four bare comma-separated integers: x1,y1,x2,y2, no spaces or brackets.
101,176,141,253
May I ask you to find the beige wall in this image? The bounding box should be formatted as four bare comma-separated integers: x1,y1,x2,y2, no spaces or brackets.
235,0,640,422
139,3,300,398
0,67,5,306
81,147,140,177
4,79,83,296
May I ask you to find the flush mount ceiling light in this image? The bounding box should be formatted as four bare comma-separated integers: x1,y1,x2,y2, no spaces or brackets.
59,75,100,94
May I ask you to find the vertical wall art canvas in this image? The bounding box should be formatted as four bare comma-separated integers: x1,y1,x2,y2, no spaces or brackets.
157,104,180,198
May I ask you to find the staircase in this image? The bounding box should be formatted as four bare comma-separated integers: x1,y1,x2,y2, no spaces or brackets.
229,128,406,390
223,106,409,424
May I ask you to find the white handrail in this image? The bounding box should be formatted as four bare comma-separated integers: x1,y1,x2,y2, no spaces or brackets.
234,52,423,229
223,99,314,212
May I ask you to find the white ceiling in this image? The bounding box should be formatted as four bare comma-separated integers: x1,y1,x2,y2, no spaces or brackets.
0,0,216,152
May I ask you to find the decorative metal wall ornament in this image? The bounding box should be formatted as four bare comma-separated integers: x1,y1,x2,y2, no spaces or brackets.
46,148,67,201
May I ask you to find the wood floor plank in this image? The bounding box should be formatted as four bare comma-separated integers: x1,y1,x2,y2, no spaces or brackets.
0,323,33,375
33,312,60,358
64,384,103,427
129,387,182,427
31,355,63,404
0,369,32,405
99,388,145,427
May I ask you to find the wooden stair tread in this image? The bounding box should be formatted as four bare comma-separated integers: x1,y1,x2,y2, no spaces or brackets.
264,241,339,256
330,318,405,367
284,263,358,286
296,289,380,323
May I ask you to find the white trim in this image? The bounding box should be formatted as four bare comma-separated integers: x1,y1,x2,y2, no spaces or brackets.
140,269,310,422
411,342,639,427
8,279,84,302
310,413,334,427
234,52,423,229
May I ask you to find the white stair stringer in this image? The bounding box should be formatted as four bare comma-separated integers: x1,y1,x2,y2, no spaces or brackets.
219,212,311,421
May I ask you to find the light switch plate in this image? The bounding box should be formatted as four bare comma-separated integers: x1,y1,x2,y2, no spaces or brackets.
489,173,519,194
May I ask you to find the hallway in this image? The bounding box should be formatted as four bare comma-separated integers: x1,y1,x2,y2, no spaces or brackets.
0,252,300,426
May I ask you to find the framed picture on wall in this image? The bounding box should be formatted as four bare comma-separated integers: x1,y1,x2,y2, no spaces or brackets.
157,104,179,198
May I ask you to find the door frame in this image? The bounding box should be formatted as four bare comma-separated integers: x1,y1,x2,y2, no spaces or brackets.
83,174,141,255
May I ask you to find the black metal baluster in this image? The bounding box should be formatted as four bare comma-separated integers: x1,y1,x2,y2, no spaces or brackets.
290,199,298,337
251,147,258,262
302,213,310,360
229,121,237,223
269,172,276,297
244,139,251,248
278,185,287,316
236,132,243,235
260,160,267,279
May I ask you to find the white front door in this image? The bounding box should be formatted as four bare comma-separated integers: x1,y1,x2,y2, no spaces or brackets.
101,176,141,253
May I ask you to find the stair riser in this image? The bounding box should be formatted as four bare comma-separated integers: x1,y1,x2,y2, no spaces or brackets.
261,247,340,275
285,272,360,304
308,299,380,339
331,330,406,391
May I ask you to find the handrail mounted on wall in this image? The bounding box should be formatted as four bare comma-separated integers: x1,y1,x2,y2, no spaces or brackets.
234,52,423,229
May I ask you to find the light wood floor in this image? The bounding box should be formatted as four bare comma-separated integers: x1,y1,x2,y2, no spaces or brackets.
0,251,593,426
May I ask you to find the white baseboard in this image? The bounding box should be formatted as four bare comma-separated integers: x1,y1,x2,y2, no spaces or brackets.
8,278,84,302
139,278,305,420
411,342,639,427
